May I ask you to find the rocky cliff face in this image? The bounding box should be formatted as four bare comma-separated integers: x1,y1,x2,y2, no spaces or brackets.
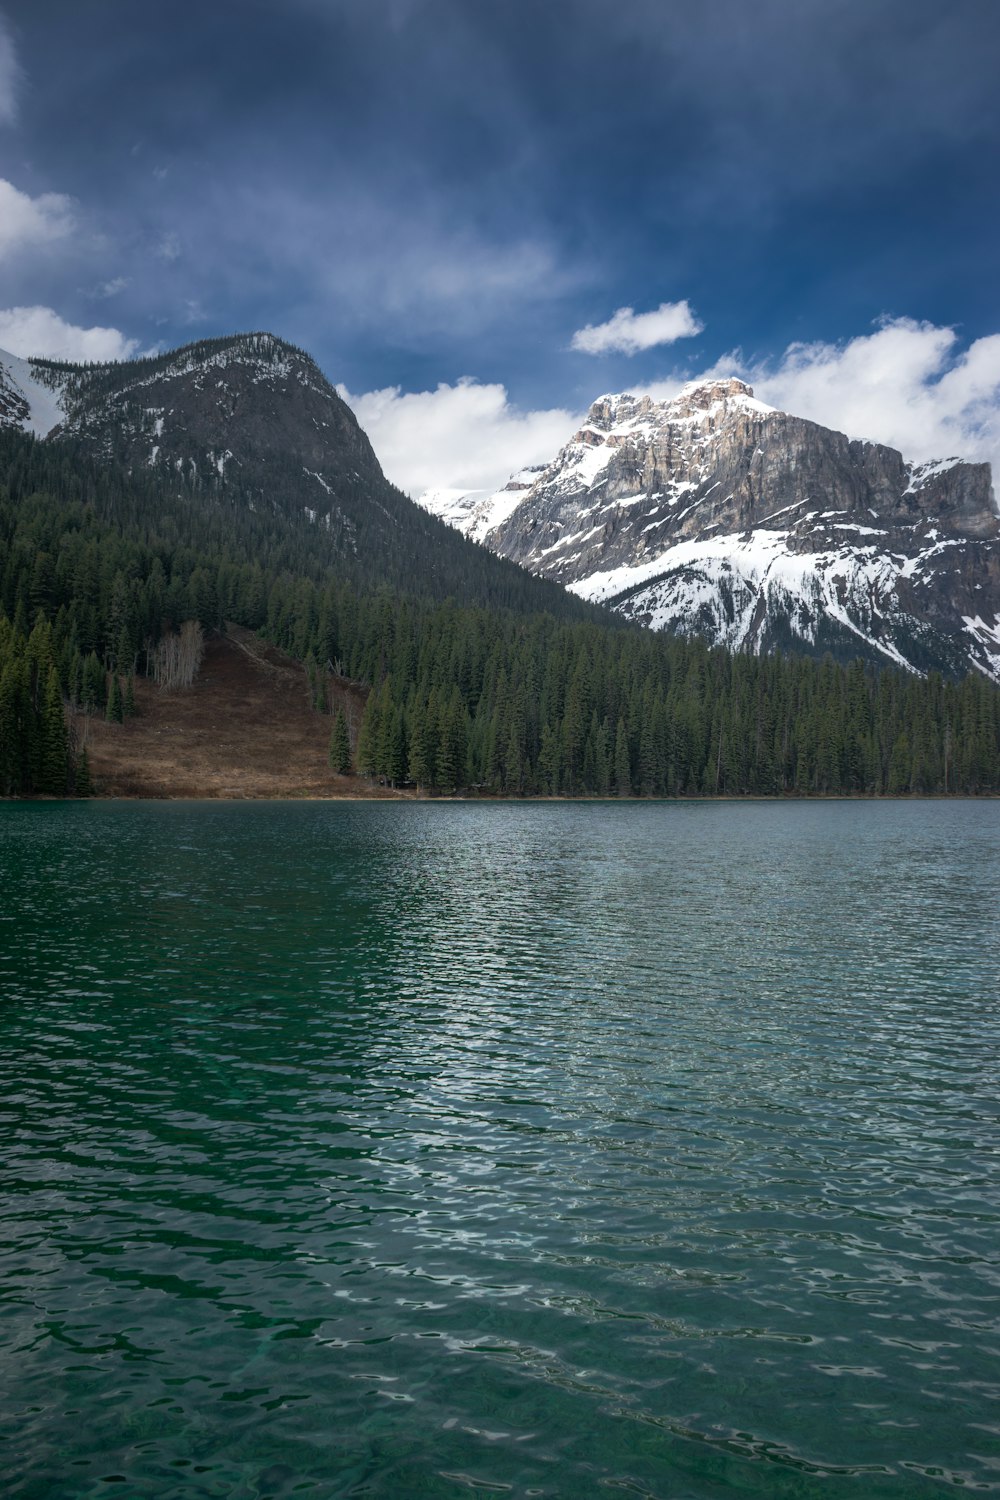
425,379,1000,680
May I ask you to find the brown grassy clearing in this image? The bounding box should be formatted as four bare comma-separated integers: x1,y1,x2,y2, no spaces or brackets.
78,623,410,800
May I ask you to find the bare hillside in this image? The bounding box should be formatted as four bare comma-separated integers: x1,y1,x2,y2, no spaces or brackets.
80,624,406,799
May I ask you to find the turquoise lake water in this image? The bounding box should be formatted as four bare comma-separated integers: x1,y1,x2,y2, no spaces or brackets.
2,800,999,1498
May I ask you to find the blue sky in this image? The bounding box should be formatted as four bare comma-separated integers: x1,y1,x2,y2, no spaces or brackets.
1,0,999,495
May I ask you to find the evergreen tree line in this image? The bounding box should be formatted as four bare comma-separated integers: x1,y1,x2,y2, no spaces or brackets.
0,615,95,797
333,601,1000,796
0,418,604,622
1,430,1000,798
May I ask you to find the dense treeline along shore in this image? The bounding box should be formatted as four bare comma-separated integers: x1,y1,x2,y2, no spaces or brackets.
2,426,1000,799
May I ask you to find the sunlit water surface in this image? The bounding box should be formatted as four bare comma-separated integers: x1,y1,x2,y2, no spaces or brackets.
2,800,999,1499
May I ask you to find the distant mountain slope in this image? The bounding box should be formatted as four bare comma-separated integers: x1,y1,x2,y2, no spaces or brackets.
0,334,601,620
421,379,1000,680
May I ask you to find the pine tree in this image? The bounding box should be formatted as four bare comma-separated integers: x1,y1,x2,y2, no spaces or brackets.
40,664,68,795
382,707,406,786
74,745,94,797
407,698,431,788
887,731,912,794
614,718,632,797
355,690,381,777
82,652,105,711
0,658,24,796
593,717,612,795
329,707,352,774
106,675,124,724
538,722,560,795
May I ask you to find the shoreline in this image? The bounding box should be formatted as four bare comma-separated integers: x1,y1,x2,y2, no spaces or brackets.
9,790,997,804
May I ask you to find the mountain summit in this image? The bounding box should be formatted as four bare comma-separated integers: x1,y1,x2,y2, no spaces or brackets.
422,379,1000,680
0,332,382,529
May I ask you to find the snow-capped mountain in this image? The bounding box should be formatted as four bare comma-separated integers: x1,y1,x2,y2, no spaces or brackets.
422,378,1000,680
418,467,546,545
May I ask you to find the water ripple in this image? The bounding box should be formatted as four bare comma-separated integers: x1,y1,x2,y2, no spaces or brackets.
1,800,999,1498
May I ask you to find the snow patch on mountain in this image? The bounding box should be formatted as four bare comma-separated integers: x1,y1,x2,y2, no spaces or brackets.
904,457,964,494
568,529,926,671
0,348,69,435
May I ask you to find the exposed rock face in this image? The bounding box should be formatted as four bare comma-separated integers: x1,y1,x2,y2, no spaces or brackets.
436,378,1000,680
419,467,546,545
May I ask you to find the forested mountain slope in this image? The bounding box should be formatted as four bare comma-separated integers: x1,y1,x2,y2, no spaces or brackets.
2,425,999,800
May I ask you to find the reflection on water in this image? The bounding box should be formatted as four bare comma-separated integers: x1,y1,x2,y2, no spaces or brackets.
2,800,999,1499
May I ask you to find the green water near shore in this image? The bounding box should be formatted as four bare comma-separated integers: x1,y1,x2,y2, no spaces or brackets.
2,800,999,1498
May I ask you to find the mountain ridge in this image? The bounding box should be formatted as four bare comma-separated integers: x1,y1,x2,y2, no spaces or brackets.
6,335,999,681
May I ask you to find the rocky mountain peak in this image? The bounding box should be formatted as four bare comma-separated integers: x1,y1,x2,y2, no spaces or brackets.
581,378,766,439
582,392,656,433
422,378,1000,681
670,376,760,412
227,331,288,357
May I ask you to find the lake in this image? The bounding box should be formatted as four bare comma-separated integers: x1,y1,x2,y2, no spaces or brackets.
2,800,999,1498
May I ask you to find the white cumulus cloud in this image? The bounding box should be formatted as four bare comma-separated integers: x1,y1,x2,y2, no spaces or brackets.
0,306,140,362
0,178,76,260
717,319,1000,482
341,317,1000,504
571,300,703,355
337,377,578,499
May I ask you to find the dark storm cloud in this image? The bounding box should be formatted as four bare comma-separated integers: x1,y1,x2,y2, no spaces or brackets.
2,0,571,365
0,0,997,401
